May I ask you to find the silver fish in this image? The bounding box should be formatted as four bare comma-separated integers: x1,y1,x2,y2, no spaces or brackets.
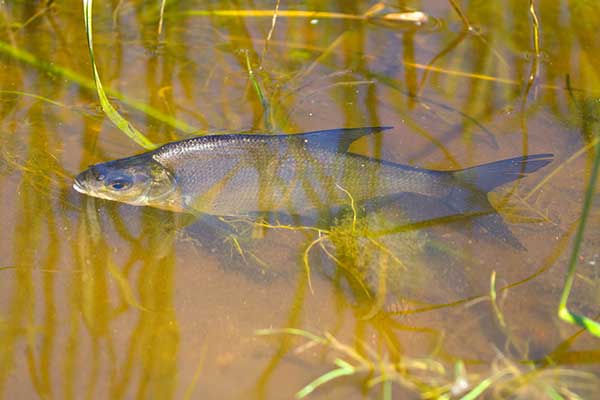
73,127,553,221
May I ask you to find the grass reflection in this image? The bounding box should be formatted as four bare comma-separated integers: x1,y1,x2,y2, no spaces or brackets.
73,198,181,399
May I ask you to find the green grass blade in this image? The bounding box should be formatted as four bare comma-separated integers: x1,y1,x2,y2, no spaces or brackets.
382,379,392,400
544,385,565,400
296,360,355,399
558,137,600,337
459,377,494,400
83,0,156,149
244,50,272,131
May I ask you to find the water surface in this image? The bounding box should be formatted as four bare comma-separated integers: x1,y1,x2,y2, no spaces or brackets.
1,1,600,399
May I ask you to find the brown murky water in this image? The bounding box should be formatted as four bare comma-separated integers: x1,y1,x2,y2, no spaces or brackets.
1,1,600,399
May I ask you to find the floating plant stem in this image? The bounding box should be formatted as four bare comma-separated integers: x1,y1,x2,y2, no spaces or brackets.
558,137,600,337
157,0,167,36
83,0,157,149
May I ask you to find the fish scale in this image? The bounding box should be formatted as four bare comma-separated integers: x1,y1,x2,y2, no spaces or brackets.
152,135,451,215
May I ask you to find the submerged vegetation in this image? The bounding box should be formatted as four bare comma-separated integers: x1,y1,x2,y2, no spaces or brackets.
256,327,600,399
1,0,600,399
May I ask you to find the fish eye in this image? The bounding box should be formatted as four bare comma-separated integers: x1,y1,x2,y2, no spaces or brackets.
108,177,133,191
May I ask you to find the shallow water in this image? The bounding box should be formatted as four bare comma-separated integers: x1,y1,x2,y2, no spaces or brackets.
1,1,600,399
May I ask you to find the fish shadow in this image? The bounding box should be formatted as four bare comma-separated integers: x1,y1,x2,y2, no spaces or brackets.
180,192,530,284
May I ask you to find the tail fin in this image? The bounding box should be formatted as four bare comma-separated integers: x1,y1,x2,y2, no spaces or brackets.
452,153,554,193
446,153,553,250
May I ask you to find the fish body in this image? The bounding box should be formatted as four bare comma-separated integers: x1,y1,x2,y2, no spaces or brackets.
73,127,553,220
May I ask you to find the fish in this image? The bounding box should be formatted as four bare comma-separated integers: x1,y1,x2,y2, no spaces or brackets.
73,127,553,225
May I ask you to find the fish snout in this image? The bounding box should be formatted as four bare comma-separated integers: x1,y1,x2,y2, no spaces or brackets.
72,172,90,194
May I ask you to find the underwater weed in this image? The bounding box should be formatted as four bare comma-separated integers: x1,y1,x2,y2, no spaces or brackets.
182,340,208,400
464,352,600,399
256,327,450,400
249,186,422,316
257,327,600,399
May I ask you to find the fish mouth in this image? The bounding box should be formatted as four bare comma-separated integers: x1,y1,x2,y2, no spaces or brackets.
72,176,88,194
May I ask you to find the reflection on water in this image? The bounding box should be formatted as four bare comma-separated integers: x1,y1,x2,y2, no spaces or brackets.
1,1,600,398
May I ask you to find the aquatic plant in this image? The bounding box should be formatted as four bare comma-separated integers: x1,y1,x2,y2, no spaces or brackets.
256,327,600,399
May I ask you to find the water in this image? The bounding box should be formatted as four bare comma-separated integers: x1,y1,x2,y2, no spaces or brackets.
1,1,600,399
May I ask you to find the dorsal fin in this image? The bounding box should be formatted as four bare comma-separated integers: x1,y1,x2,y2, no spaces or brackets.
292,126,393,152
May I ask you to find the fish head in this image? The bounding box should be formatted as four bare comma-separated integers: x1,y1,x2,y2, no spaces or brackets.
73,154,181,210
